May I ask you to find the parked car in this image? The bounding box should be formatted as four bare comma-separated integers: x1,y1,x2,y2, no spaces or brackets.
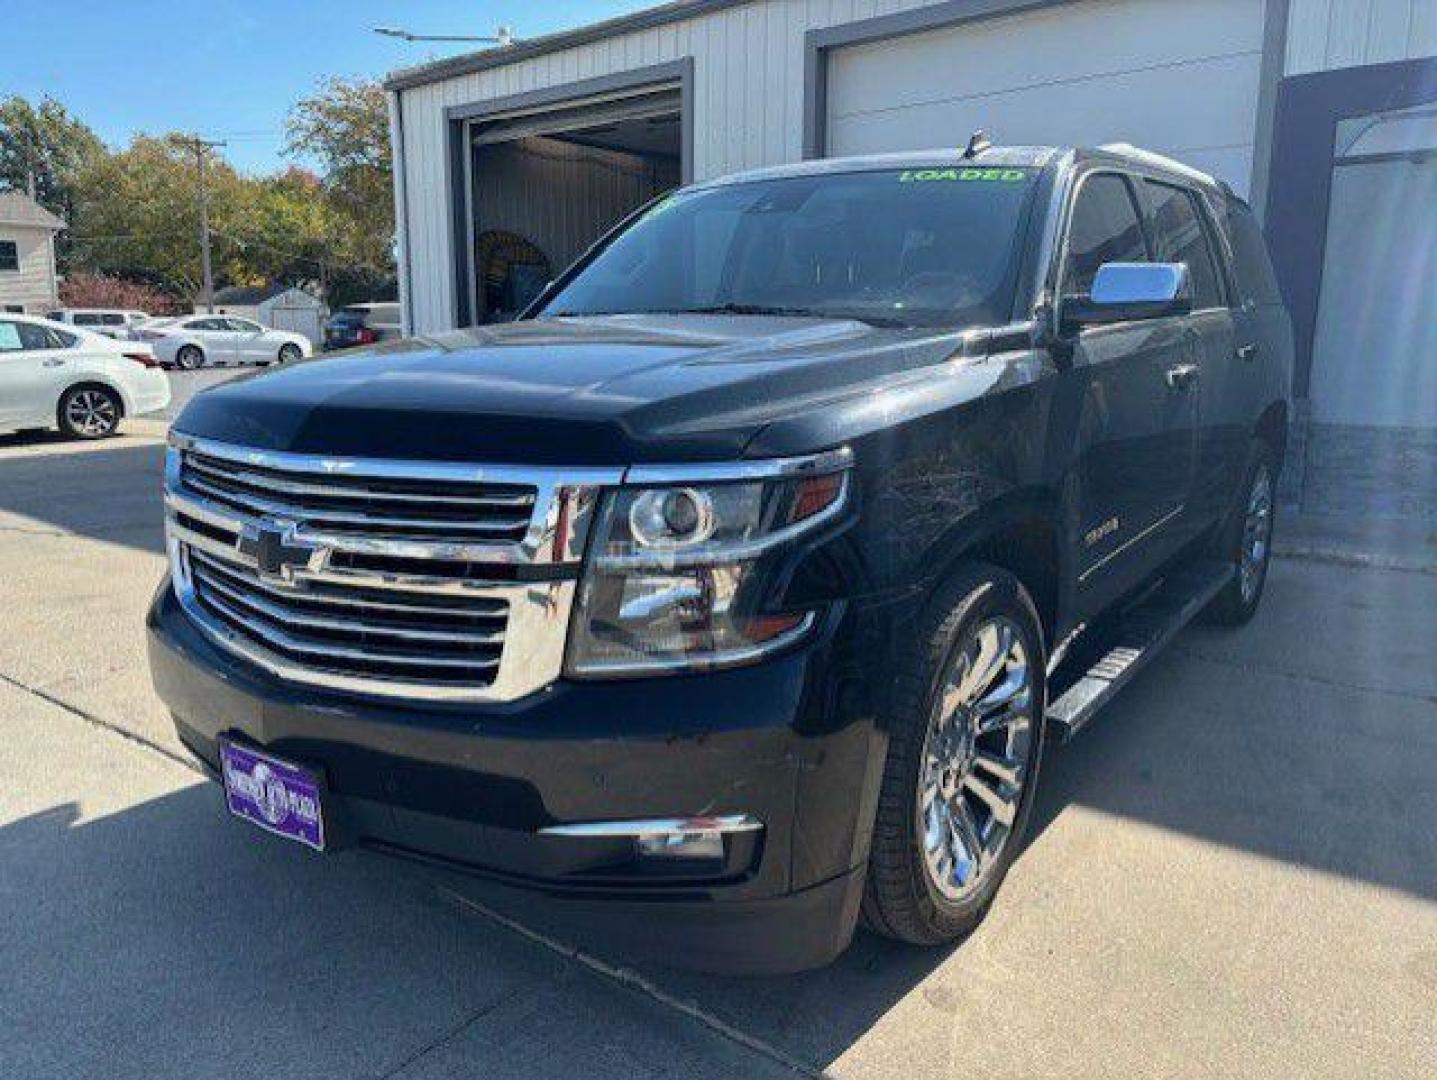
0,313,169,439
44,308,152,340
322,302,402,350
148,143,1291,973
134,315,311,369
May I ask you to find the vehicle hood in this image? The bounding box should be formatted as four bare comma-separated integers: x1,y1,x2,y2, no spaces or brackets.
173,315,980,464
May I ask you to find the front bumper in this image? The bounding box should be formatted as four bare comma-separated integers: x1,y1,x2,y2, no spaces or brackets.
147,581,884,972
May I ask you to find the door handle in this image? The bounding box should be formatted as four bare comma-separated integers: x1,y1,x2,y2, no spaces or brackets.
41,358,65,368
1165,362,1199,390
1236,343,1258,362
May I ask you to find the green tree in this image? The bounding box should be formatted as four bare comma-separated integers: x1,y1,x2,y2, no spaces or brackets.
223,167,334,288
0,96,105,267
285,77,395,273
70,134,250,295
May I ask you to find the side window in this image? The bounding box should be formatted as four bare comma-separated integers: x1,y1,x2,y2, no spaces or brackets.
1224,202,1283,306
0,241,17,272
226,318,260,333
189,318,221,331
100,313,125,326
1145,181,1224,309
17,322,63,350
0,321,63,351
1061,173,1148,299
73,312,102,326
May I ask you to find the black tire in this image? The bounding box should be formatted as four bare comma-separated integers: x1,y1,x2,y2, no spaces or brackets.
277,343,301,364
1205,440,1277,626
862,564,1047,945
57,385,123,440
175,345,205,370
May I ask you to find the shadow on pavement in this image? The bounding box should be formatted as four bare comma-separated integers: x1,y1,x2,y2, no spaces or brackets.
0,433,165,554
0,783,793,1080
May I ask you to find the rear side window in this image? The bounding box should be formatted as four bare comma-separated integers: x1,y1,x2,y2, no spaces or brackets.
0,321,71,350
73,312,102,326
1145,181,1224,310
1224,202,1283,306
1062,173,1149,298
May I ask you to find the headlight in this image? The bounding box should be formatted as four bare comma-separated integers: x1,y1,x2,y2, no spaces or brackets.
565,450,852,676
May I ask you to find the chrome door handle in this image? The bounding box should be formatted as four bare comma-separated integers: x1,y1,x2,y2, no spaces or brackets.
1165,362,1199,390
41,358,66,368
1236,343,1258,362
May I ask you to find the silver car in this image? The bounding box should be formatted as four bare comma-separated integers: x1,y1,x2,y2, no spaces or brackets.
137,316,312,370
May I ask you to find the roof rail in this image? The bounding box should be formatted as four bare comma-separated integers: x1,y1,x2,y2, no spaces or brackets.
1097,143,1217,186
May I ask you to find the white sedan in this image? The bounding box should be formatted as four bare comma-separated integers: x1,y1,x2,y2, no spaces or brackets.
136,315,312,369
0,313,170,440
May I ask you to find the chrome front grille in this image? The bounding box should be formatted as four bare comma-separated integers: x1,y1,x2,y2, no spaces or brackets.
164,434,621,702
179,447,537,543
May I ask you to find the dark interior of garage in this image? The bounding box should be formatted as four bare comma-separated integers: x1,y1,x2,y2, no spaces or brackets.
467,99,682,323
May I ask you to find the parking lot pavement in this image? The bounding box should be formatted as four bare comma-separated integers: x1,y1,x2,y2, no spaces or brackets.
1,428,1434,1079
161,367,254,420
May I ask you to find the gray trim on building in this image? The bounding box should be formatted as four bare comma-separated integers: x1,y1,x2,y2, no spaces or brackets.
441,59,696,327
802,0,1072,160
1264,54,1437,400
386,0,751,91
386,89,414,336
1247,0,1292,220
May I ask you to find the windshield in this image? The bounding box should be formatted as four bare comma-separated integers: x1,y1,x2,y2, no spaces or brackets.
539,166,1040,328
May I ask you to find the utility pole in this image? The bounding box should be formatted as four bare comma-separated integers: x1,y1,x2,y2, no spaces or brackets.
184,137,226,312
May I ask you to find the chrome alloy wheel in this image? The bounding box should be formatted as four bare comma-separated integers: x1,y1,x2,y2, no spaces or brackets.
64,389,119,437
918,616,1035,902
1239,465,1274,604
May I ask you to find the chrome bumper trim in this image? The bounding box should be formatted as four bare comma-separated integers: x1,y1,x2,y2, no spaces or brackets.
538,815,764,838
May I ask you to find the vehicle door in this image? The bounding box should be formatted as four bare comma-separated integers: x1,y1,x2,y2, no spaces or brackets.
1055,170,1199,614
224,317,270,363
0,320,70,428
1141,179,1237,536
187,318,238,364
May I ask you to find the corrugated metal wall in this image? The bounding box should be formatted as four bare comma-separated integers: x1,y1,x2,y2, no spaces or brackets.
472,136,680,297
395,0,941,333
1285,0,1437,74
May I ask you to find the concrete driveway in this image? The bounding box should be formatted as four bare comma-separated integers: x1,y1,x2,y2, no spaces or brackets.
0,422,1433,1079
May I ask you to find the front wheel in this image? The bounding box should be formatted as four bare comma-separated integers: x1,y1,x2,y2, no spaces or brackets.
58,385,122,440
1205,441,1276,626
175,345,204,370
277,343,302,364
862,565,1046,944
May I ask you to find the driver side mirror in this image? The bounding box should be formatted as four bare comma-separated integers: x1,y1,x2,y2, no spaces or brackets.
1060,262,1191,333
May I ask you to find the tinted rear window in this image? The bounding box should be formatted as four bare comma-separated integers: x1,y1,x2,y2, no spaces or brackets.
1224,202,1283,306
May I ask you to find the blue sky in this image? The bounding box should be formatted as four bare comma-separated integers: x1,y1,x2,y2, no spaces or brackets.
4,1,651,174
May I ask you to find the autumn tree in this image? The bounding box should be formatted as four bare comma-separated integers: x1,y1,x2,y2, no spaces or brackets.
0,96,106,268
285,77,395,273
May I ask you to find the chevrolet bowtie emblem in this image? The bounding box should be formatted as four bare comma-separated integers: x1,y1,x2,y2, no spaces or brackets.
236,521,319,581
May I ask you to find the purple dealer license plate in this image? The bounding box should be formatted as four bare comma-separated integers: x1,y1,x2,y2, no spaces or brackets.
219,740,325,851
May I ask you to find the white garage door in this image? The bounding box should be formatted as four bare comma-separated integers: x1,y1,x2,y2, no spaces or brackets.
825,0,1265,195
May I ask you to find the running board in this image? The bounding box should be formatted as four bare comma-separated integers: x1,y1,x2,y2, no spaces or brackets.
1045,560,1233,743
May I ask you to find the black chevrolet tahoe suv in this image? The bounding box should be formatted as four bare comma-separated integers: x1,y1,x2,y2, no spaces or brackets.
148,144,1292,973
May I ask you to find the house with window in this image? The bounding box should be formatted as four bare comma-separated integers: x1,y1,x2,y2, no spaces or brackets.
0,190,65,315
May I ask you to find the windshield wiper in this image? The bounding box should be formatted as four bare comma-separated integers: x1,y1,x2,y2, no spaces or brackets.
548,304,912,328
662,303,912,327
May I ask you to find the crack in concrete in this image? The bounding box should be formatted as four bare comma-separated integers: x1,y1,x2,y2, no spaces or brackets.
436,885,824,1078
0,670,200,775
371,992,520,1080
1171,647,1437,707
